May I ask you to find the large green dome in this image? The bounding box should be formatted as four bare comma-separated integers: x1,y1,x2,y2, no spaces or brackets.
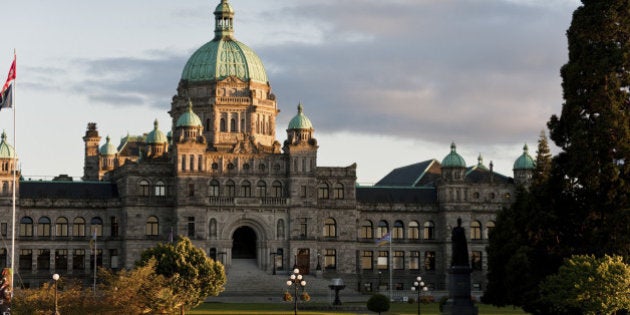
514,144,535,170
441,142,466,168
181,0,268,84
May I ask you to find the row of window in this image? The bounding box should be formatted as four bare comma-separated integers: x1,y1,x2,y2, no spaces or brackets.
358,250,483,271
357,219,495,241
13,248,112,272
317,183,345,199
138,179,288,198
19,216,116,238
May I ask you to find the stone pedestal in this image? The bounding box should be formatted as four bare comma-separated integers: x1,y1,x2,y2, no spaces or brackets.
441,266,478,315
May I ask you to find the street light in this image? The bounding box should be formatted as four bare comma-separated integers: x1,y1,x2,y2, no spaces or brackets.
52,273,60,315
286,268,306,315
411,276,429,315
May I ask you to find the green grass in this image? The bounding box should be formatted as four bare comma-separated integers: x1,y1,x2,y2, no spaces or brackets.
189,302,528,314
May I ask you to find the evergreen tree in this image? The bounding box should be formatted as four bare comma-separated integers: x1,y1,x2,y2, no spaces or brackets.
532,130,552,187
548,0,630,257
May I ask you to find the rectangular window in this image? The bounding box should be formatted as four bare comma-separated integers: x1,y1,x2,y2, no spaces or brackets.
110,216,119,237
424,251,436,271
0,223,6,237
393,251,404,270
377,251,389,270
110,249,120,269
472,251,482,270
409,251,420,270
301,185,307,198
299,218,307,239
0,248,6,269
90,249,103,269
392,226,404,240
37,249,50,271
361,251,373,270
188,183,195,197
19,249,32,271
187,217,195,238
324,249,336,270
55,249,68,271
73,249,85,270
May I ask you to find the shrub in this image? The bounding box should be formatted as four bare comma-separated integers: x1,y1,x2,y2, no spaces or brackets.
367,294,390,315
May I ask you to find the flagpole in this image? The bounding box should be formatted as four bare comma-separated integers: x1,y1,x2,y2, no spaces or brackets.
10,49,16,290
389,233,392,302
93,232,97,292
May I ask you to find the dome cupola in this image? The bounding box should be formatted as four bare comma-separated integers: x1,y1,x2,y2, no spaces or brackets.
99,136,118,156
513,143,535,170
176,101,203,128
288,103,313,130
0,131,16,159
146,119,168,144
441,142,466,168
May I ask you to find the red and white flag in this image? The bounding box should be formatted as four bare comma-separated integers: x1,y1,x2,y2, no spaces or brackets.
0,56,15,109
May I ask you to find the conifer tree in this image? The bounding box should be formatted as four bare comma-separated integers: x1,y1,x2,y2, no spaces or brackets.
532,130,552,187
548,0,630,257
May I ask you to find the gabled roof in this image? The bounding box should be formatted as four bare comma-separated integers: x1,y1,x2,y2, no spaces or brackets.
356,186,437,204
375,159,440,187
20,181,119,199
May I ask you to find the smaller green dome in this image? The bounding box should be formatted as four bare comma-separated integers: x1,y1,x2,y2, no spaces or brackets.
176,100,203,128
99,136,118,156
0,131,16,158
288,103,313,130
146,119,168,144
514,143,535,170
441,142,466,168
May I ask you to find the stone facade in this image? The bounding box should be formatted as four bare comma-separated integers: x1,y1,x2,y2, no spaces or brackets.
0,0,535,293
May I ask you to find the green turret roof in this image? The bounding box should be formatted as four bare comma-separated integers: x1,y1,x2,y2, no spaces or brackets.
0,131,16,158
441,142,466,168
180,0,268,84
513,143,535,170
146,119,168,144
176,100,203,128
288,103,313,130
99,136,118,156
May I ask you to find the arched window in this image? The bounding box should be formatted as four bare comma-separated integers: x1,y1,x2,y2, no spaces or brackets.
226,180,236,197
139,180,150,196
205,118,211,132
272,181,283,197
323,218,336,238
56,217,68,237
470,220,482,240
91,217,103,237
408,221,419,240
256,181,267,197
73,217,86,237
230,118,236,132
209,218,217,238
277,219,285,239
359,220,373,239
241,181,251,197
155,181,166,196
377,220,389,239
333,183,344,199
392,220,404,240
318,183,329,199
220,118,226,132
423,221,435,240
37,217,51,237
486,221,496,239
146,216,159,236
19,217,33,237
208,180,220,197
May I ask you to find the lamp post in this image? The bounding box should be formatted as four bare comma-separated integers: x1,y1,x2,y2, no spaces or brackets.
411,276,428,315
286,268,306,315
52,273,60,315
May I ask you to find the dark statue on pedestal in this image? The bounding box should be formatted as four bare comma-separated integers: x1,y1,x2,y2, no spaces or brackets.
441,218,478,315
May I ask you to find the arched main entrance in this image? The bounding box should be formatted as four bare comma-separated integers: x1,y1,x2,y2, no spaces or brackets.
232,226,257,259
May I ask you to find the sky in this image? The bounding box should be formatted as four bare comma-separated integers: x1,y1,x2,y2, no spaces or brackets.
0,0,580,184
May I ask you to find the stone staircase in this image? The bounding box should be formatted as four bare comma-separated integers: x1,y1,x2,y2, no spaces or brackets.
211,259,366,303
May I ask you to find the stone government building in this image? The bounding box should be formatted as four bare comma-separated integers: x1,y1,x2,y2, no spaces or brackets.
2,0,535,292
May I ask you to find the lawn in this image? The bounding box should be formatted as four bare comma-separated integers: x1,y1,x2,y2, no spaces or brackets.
189,302,528,314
